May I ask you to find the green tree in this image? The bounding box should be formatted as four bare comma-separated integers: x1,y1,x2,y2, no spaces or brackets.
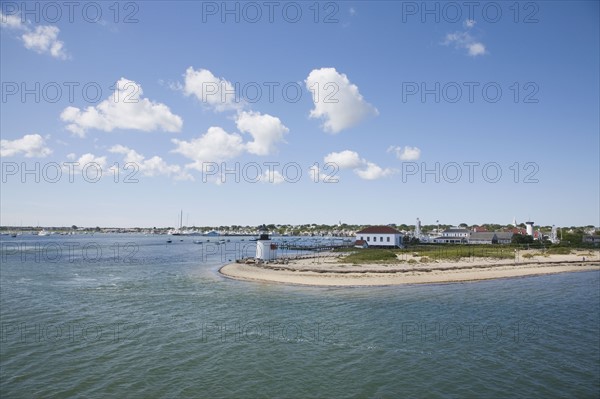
512,234,533,244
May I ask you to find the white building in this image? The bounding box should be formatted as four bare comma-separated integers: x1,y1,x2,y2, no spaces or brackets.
526,221,534,237
355,226,403,248
433,228,470,244
255,226,276,261
468,232,514,245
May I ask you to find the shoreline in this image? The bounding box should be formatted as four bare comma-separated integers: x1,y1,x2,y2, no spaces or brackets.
219,253,600,287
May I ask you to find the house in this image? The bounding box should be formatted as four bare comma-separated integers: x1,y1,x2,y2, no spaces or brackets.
433,228,470,244
433,236,467,244
441,228,471,238
468,232,514,245
355,226,403,248
354,240,368,249
583,235,600,246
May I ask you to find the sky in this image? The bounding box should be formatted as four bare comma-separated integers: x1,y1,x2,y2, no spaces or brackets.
1,1,599,228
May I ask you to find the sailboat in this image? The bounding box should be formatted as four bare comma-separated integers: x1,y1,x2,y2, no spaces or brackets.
168,210,183,236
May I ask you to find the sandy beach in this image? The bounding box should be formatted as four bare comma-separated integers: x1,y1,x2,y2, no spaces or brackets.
219,251,600,286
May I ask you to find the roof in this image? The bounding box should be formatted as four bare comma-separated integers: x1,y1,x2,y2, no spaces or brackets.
469,232,497,240
469,232,514,240
443,228,470,233
356,225,402,235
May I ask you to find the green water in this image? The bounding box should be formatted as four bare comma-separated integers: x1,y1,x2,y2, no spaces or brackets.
1,235,599,398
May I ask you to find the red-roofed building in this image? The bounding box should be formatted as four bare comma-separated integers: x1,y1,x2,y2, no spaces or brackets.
355,226,403,248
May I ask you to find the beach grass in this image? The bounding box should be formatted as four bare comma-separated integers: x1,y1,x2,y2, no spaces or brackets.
335,245,596,264
339,248,400,264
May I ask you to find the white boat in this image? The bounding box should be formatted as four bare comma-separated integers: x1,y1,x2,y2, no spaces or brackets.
38,229,50,236
168,210,184,235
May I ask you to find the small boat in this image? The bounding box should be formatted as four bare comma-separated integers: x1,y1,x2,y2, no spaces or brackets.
38,230,50,236
166,239,172,243
193,240,203,244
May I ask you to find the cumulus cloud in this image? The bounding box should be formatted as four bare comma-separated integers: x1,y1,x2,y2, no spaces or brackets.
235,111,288,156
387,145,421,161
181,67,241,112
22,26,68,59
0,134,52,157
109,145,192,180
61,78,183,137
323,150,395,180
171,126,245,171
324,150,364,169
443,20,487,57
305,67,378,133
62,153,108,176
261,170,285,184
354,162,395,180
0,12,25,30
464,19,476,28
0,12,69,59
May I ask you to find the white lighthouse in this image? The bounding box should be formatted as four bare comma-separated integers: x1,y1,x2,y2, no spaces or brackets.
415,218,422,238
255,225,276,261
525,221,534,237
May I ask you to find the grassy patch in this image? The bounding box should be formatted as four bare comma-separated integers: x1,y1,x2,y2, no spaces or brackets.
340,249,400,264
398,245,514,261
546,247,572,255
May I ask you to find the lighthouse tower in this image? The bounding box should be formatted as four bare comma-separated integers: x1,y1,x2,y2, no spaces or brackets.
255,225,276,261
415,218,422,238
525,221,534,237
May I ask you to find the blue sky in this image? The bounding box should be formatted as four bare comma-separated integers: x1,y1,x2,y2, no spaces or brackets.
1,1,598,228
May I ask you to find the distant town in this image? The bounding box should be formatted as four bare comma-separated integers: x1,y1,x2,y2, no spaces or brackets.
1,219,598,247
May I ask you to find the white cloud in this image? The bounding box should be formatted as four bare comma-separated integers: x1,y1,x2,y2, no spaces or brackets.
0,12,25,30
323,150,394,180
61,78,183,137
467,42,486,56
387,145,421,161
171,126,245,170
443,21,487,57
261,170,285,184
1,12,69,59
63,153,107,174
354,162,395,180
0,134,52,157
22,25,68,59
305,67,378,133
181,67,241,112
324,150,364,169
109,145,192,180
235,111,288,156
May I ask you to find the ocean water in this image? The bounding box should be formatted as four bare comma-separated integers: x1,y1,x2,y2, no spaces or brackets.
1,234,599,398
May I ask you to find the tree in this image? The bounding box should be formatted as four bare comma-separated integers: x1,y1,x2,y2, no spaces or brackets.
512,234,533,244
71,225,77,230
